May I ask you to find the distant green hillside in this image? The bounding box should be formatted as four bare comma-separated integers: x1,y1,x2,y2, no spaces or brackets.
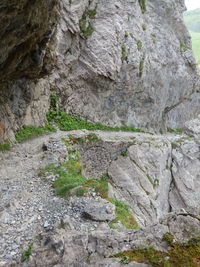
184,8,200,32
190,31,200,65
184,9,200,65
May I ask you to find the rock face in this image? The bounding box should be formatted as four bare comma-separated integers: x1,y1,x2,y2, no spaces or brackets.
0,0,59,141
169,137,200,214
0,0,200,141
19,213,200,267
108,135,172,226
0,127,200,266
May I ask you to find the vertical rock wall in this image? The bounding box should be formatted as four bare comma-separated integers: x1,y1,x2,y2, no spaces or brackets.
0,0,199,141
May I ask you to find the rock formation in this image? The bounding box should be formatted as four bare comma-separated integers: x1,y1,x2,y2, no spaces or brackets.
0,0,200,266
1,124,200,266
0,0,200,141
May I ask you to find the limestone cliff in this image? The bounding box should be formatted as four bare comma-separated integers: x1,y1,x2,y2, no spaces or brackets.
0,0,199,141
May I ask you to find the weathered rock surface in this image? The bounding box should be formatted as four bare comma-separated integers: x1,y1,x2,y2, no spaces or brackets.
82,198,116,222
1,128,200,266
17,213,200,267
169,137,200,214
108,135,172,226
0,0,200,141
184,115,200,137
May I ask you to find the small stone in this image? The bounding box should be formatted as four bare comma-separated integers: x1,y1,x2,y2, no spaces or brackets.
44,221,50,228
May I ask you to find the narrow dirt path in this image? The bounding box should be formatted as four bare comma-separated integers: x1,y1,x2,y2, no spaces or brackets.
0,131,76,264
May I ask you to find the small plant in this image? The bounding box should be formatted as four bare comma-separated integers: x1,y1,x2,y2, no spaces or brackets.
21,243,33,261
138,0,146,13
79,10,95,38
171,142,178,149
120,151,128,157
83,176,109,198
180,42,191,52
75,187,87,197
121,44,127,62
162,232,175,245
167,128,184,134
0,143,11,151
87,9,96,19
72,133,100,143
146,174,159,188
125,31,129,38
137,40,143,50
139,60,144,77
120,256,130,264
50,94,58,110
142,24,147,31
15,125,56,143
58,219,69,229
152,38,157,44
109,199,138,229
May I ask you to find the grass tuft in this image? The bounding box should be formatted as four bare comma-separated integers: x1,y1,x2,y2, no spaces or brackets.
137,40,143,50
21,243,33,262
108,199,138,229
0,143,11,151
167,128,184,134
15,125,56,143
138,0,146,13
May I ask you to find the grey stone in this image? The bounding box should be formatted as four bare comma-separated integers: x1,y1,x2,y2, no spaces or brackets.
82,198,116,222
184,115,200,137
108,135,172,226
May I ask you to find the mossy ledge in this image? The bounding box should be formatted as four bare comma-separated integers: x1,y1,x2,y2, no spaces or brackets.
47,110,145,133
112,235,200,266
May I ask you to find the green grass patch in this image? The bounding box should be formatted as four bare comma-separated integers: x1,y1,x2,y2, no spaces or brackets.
138,0,146,13
167,128,184,134
83,177,109,199
184,9,200,33
21,243,33,262
15,125,56,143
108,199,138,230
184,9,200,65
180,42,191,52
47,110,144,133
139,60,144,77
0,143,11,151
87,9,96,19
44,162,86,196
112,236,200,266
79,9,95,38
137,40,142,50
68,133,100,144
121,44,127,62
120,151,128,157
190,31,200,65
